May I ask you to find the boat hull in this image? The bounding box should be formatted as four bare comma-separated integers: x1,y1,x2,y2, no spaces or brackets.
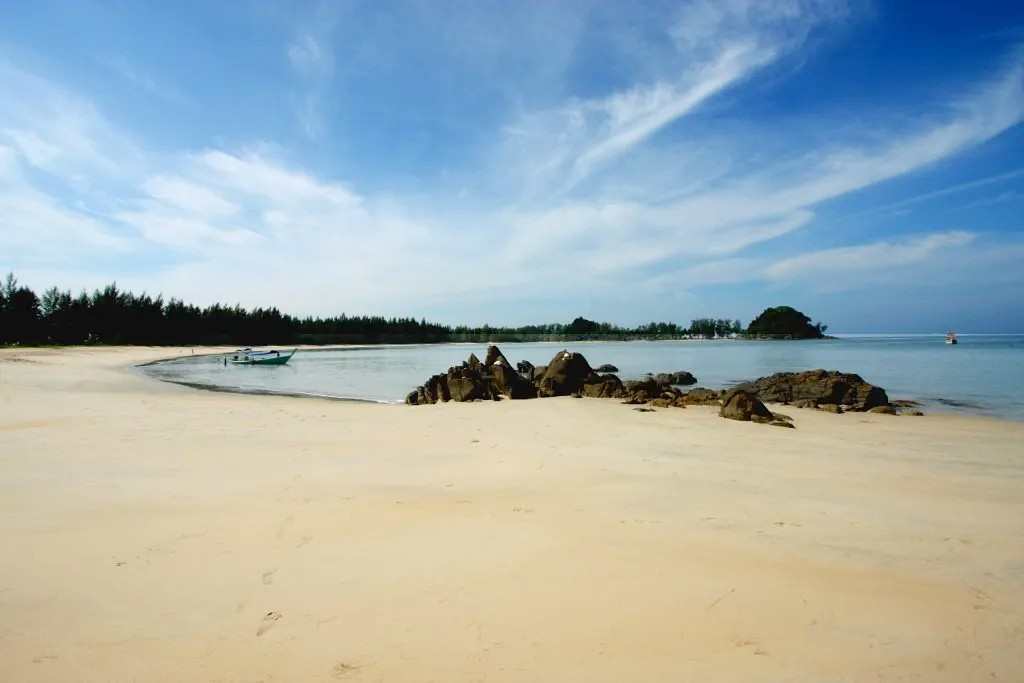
230,349,296,365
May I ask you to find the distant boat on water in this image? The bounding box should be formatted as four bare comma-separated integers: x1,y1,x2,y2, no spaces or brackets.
228,348,297,365
945,331,958,345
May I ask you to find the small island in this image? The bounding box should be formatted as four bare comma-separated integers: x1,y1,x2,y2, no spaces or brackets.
745,305,830,339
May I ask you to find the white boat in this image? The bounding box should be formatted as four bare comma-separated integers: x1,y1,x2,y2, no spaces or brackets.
945,331,958,345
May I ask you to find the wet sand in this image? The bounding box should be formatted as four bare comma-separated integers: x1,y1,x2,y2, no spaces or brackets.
2,346,1023,681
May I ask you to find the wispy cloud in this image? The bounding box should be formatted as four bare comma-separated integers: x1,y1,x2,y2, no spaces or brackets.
763,230,976,280
285,5,339,140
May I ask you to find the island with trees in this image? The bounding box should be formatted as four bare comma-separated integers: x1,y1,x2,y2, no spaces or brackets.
746,305,830,339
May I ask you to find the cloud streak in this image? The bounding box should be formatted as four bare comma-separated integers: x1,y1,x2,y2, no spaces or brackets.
764,230,977,280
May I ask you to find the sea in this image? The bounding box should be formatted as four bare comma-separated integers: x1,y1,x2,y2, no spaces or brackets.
140,334,1024,420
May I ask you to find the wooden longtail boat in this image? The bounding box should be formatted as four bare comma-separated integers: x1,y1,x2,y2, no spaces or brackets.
228,348,297,365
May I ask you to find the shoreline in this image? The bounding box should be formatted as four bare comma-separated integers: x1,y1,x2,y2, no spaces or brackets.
3,346,1023,681
133,345,1022,422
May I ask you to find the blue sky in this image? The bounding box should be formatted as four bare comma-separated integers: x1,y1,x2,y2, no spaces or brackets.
1,1,1023,332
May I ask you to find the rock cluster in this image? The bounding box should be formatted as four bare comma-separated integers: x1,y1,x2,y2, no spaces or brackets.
405,346,535,405
737,369,889,412
719,388,794,428
406,344,699,407
405,346,912,423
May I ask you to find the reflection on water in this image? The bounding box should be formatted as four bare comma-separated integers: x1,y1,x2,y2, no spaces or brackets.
142,335,1024,420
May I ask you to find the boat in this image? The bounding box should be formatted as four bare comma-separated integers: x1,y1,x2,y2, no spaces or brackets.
945,331,958,345
228,348,297,365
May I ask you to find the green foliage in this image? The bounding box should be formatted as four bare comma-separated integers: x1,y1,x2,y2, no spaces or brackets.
0,272,766,346
687,318,742,338
746,306,827,339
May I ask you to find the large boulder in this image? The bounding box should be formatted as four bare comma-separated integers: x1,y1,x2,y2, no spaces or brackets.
483,344,508,367
447,365,487,402
595,363,619,373
742,369,888,411
489,360,537,399
681,388,721,405
581,373,625,398
536,350,595,397
719,388,773,422
482,344,536,399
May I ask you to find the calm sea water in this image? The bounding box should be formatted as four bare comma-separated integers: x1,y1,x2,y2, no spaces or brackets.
141,335,1024,419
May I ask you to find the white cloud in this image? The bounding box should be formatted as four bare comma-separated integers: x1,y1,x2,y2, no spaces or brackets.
564,42,778,189
142,176,240,217
763,230,976,280
0,62,142,180
0,144,132,262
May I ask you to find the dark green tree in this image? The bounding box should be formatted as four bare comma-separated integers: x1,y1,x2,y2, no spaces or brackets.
746,306,826,339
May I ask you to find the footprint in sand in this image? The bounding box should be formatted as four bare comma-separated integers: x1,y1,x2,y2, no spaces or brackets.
332,662,361,678
257,611,282,636
262,570,276,585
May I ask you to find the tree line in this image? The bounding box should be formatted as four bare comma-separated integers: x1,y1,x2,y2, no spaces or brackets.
0,274,816,346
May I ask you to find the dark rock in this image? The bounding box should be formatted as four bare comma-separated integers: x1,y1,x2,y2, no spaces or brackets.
743,369,889,411
536,350,594,397
651,371,697,386
483,344,507,367
408,344,532,404
771,411,793,421
516,360,535,379
770,420,796,428
595,364,619,373
581,373,625,399
719,389,773,422
682,388,721,405
532,365,547,381
625,378,661,395
793,399,818,409
632,407,656,413
489,362,536,400
819,403,843,414
650,398,673,408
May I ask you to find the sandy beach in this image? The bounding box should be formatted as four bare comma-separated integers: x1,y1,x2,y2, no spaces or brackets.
1,346,1023,682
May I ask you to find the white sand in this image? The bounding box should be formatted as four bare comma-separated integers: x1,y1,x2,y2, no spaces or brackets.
2,346,1023,682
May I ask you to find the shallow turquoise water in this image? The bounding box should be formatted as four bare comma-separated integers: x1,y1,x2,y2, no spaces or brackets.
142,335,1024,419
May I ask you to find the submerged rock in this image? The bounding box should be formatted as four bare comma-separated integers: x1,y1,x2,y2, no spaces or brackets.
650,371,697,386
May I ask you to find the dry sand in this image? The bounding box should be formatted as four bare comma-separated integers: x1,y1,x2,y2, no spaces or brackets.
1,346,1023,682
